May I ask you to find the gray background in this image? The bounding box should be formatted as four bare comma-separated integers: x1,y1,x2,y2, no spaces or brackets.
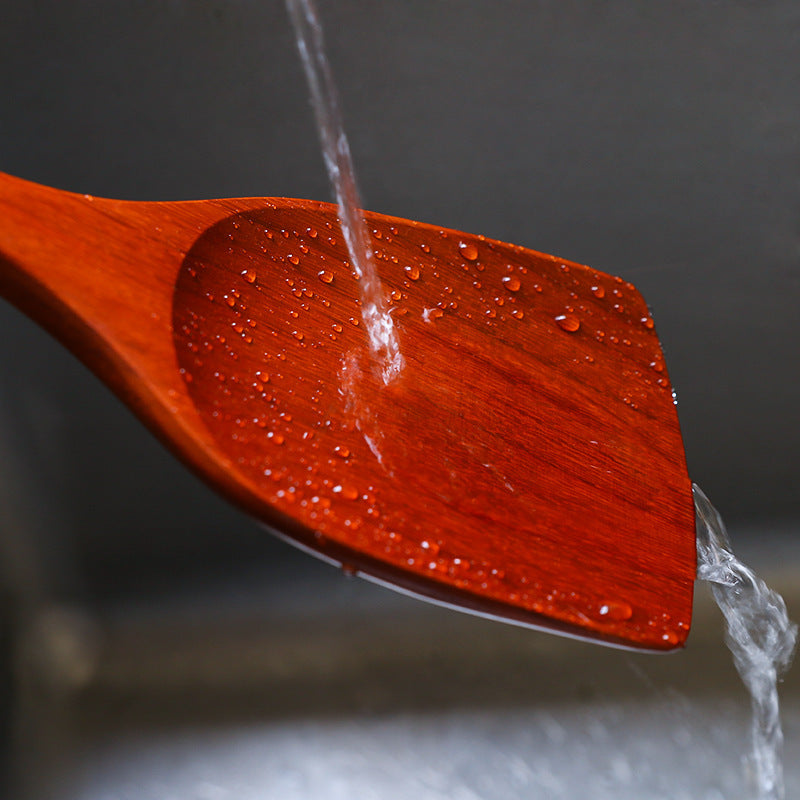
0,1,797,601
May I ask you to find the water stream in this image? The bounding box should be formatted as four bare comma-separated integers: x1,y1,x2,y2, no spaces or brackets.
695,484,797,800
284,0,404,385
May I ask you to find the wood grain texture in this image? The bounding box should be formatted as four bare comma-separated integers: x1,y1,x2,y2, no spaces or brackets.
0,171,695,650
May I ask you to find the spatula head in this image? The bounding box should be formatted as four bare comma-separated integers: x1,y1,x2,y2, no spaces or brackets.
172,201,695,651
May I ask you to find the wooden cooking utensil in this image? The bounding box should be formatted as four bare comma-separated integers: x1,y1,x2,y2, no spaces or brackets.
0,171,695,650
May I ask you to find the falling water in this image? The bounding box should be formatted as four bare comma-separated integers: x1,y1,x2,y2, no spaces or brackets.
285,0,404,384
694,484,797,800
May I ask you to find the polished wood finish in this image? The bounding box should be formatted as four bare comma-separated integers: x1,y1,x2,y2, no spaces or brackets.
0,171,695,650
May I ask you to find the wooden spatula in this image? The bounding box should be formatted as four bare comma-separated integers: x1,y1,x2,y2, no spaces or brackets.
0,171,695,650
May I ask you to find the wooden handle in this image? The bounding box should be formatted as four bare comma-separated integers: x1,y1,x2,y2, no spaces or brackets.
0,173,256,511
0,172,177,379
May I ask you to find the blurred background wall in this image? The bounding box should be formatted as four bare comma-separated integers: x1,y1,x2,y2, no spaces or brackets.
0,0,797,605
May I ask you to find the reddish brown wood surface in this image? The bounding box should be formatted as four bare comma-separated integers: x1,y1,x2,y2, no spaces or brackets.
0,171,695,650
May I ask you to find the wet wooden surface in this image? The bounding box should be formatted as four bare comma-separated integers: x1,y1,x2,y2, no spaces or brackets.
0,172,695,649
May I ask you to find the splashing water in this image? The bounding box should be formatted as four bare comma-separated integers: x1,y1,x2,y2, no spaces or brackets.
694,484,797,800
285,0,404,384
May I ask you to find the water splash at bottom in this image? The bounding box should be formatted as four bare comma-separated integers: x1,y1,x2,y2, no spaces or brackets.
694,484,798,800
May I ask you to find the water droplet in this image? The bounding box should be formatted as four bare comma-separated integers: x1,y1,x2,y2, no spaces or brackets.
288,254,300,266
591,285,605,298
511,308,524,319
390,289,402,301
422,307,444,322
420,243,431,253
318,269,334,284
332,484,359,500
555,314,580,332
502,275,521,292
334,446,350,459
271,433,285,446
242,269,256,284
292,331,304,341
404,265,420,280
224,296,235,308
598,601,633,621
458,241,478,261
307,227,318,238
641,316,654,329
